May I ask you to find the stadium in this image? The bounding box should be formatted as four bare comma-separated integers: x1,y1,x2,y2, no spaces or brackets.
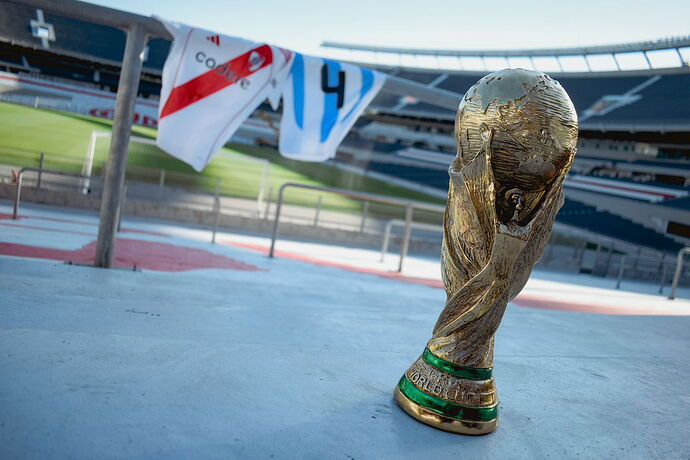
0,0,689,458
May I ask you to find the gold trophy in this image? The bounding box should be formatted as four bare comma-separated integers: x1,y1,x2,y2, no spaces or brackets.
394,69,578,435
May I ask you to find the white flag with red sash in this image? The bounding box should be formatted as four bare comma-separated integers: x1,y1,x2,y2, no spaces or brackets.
156,19,293,171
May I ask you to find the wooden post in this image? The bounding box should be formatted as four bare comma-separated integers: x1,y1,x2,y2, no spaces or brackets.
94,23,147,268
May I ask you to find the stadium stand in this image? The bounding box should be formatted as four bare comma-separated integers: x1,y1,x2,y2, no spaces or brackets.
558,199,683,252
369,70,690,132
0,3,167,97
662,196,690,210
565,174,688,202
0,3,169,69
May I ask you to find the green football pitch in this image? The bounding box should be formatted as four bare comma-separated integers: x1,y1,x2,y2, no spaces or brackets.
0,102,443,216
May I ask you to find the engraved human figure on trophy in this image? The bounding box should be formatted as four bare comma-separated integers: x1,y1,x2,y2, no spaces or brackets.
394,69,578,435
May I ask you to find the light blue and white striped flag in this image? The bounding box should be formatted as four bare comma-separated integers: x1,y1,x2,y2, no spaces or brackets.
279,53,385,162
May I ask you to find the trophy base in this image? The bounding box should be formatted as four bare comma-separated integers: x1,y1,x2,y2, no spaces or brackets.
394,385,498,435
393,349,499,435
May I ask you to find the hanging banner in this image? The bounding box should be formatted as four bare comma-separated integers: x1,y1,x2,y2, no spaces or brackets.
156,18,293,171
278,53,386,162
155,18,385,169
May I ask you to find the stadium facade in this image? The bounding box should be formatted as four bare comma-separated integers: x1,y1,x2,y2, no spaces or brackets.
0,2,689,254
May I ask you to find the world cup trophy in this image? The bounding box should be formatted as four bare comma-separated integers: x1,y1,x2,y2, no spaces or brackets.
394,69,578,435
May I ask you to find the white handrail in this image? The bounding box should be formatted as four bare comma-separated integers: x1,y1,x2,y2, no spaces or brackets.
268,182,445,273
668,247,690,300
380,219,443,263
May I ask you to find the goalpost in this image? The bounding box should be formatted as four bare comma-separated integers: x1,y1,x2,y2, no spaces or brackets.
81,130,270,212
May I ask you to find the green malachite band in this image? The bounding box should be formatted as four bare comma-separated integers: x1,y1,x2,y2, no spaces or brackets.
422,348,493,380
397,376,497,422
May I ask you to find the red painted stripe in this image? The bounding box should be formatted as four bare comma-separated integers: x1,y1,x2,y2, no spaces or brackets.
229,241,444,289
0,239,263,272
0,74,159,108
226,241,687,315
160,45,272,119
511,295,685,316
568,178,677,199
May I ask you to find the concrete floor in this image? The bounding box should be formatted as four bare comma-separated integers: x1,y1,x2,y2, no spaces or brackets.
1,203,690,459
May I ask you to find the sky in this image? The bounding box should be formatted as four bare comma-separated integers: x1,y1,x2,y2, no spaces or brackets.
89,0,690,70
89,0,689,53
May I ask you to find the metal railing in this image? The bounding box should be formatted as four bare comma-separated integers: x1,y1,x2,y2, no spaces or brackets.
380,219,443,263
268,183,445,272
12,167,97,219
669,247,690,300
210,179,221,244
10,167,229,244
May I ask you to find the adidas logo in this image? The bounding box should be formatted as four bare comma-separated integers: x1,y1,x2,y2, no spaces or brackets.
206,34,220,46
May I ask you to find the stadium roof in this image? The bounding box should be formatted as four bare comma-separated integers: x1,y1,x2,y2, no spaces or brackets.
322,37,690,73
323,37,690,58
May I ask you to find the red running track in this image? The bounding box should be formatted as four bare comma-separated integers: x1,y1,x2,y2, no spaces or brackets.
227,241,674,315
0,239,262,272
